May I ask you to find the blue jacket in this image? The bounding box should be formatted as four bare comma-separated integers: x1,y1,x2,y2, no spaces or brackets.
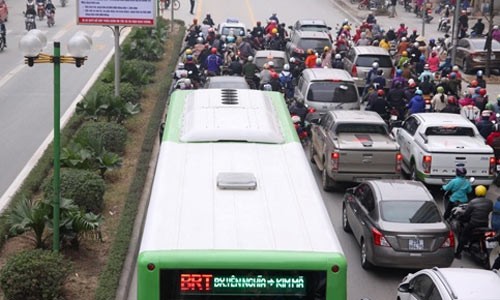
443,176,472,203
205,54,223,73
407,95,425,115
492,200,500,231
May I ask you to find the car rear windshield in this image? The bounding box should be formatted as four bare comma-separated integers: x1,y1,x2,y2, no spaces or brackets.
300,25,328,32
356,55,393,68
425,126,475,136
380,201,441,223
220,27,245,36
336,123,387,134
254,57,286,70
307,81,358,103
297,38,331,51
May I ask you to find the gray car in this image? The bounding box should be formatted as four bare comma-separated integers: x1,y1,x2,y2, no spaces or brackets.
342,180,455,270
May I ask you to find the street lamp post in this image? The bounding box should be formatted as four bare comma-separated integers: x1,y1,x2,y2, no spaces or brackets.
19,30,92,252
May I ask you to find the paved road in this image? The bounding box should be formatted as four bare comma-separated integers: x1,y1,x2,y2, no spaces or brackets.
0,0,129,209
124,1,482,300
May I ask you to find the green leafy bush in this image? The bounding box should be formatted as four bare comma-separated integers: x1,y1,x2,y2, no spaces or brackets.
121,20,168,61
121,59,156,86
93,82,142,104
76,122,128,154
0,249,71,300
43,168,105,213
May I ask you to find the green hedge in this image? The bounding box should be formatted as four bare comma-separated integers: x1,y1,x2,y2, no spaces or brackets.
43,168,106,214
76,121,128,155
94,19,186,300
0,249,71,300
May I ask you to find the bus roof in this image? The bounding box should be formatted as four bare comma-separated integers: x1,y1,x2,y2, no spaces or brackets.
163,89,297,144
140,89,343,255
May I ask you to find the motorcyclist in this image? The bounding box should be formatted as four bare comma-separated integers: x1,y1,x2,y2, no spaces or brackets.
441,96,461,114
184,56,200,86
362,62,379,96
202,13,215,26
427,51,440,73
242,56,259,89
0,19,6,48
397,51,410,69
259,63,272,89
447,72,461,97
386,27,397,42
331,54,344,69
321,46,332,68
26,0,36,11
237,36,254,62
396,23,408,40
471,18,485,37
407,89,425,115
289,57,304,80
304,49,317,69
454,185,493,259
431,86,448,112
474,88,488,112
387,81,407,119
461,94,481,122
289,100,309,125
476,110,493,139
366,89,389,119
486,124,500,148
356,32,371,46
279,64,294,100
476,70,487,88
251,21,265,39
371,69,386,90
45,0,55,15
458,10,469,39
204,47,223,76
442,166,472,220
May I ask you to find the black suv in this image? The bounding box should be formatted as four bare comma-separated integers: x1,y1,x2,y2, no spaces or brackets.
285,30,332,60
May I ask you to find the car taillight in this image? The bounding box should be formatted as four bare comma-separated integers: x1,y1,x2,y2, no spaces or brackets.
372,228,391,247
395,153,402,173
308,107,316,113
441,230,455,248
331,151,340,171
422,155,432,174
390,67,395,77
351,65,358,77
489,156,496,175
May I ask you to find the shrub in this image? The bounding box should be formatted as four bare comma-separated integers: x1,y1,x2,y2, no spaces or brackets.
0,249,71,300
93,82,142,104
44,168,105,213
76,122,128,154
121,59,156,86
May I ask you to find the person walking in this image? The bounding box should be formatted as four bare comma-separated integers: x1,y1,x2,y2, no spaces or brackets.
389,0,397,18
189,0,195,14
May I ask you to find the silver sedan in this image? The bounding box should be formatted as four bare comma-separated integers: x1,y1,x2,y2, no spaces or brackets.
342,180,455,270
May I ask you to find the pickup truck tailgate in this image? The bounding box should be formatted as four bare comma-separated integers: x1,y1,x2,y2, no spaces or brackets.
423,136,494,178
337,133,400,174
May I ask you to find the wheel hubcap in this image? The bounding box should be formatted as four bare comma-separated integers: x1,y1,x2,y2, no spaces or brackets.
361,242,367,263
343,206,347,227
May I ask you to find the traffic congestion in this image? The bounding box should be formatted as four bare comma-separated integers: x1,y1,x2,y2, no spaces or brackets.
165,1,500,298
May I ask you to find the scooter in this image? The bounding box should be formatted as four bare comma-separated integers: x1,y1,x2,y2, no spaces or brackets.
37,2,45,20
438,17,451,33
449,204,498,269
60,0,66,7
24,13,36,31
46,9,55,27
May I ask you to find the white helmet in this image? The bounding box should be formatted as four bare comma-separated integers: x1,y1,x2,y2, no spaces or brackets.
316,58,322,65
335,53,341,59
291,115,301,123
283,63,290,71
268,61,275,67
401,37,407,42
178,62,185,69
290,57,296,63
247,55,253,61
196,37,204,43
372,62,379,69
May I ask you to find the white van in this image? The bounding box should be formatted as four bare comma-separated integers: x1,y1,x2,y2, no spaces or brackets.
294,68,360,114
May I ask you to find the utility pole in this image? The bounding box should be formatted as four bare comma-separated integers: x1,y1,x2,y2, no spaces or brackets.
485,0,495,77
451,0,462,65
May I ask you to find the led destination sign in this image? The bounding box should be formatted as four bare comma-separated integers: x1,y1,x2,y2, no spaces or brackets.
181,273,305,295
160,269,326,299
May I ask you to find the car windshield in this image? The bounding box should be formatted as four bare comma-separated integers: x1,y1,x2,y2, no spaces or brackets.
297,38,331,51
424,126,475,136
336,123,387,134
356,55,393,68
307,81,358,103
221,26,245,36
255,57,286,71
380,201,441,223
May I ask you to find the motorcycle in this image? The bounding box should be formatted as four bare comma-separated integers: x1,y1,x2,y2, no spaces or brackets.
60,0,66,7
37,2,45,20
438,17,451,33
448,204,498,269
24,13,36,31
46,9,55,27
423,8,434,23
423,94,432,112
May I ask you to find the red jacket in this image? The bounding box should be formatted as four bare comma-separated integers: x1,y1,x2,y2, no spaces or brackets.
487,131,500,147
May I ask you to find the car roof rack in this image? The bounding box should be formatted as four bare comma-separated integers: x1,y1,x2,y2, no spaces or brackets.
431,267,458,300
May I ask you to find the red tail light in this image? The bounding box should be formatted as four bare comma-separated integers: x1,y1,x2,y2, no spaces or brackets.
422,155,432,174
395,153,402,173
331,151,340,171
308,107,316,113
441,230,455,248
351,65,358,77
489,156,496,175
390,67,395,77
372,228,391,247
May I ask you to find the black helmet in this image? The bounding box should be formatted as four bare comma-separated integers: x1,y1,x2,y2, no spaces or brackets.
456,166,467,177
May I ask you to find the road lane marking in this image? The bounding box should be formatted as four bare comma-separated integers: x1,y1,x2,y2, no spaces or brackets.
244,0,256,26
196,0,204,20
0,64,25,90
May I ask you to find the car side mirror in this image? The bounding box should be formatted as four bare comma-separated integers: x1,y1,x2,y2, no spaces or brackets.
327,26,332,30
346,187,355,194
398,283,411,293
307,112,321,124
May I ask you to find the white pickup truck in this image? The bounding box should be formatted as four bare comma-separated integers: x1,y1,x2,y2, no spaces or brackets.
393,113,495,186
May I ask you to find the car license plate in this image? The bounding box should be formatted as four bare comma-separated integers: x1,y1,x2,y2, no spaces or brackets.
496,165,500,171
409,239,424,251
390,115,398,121
486,240,498,249
425,104,431,110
